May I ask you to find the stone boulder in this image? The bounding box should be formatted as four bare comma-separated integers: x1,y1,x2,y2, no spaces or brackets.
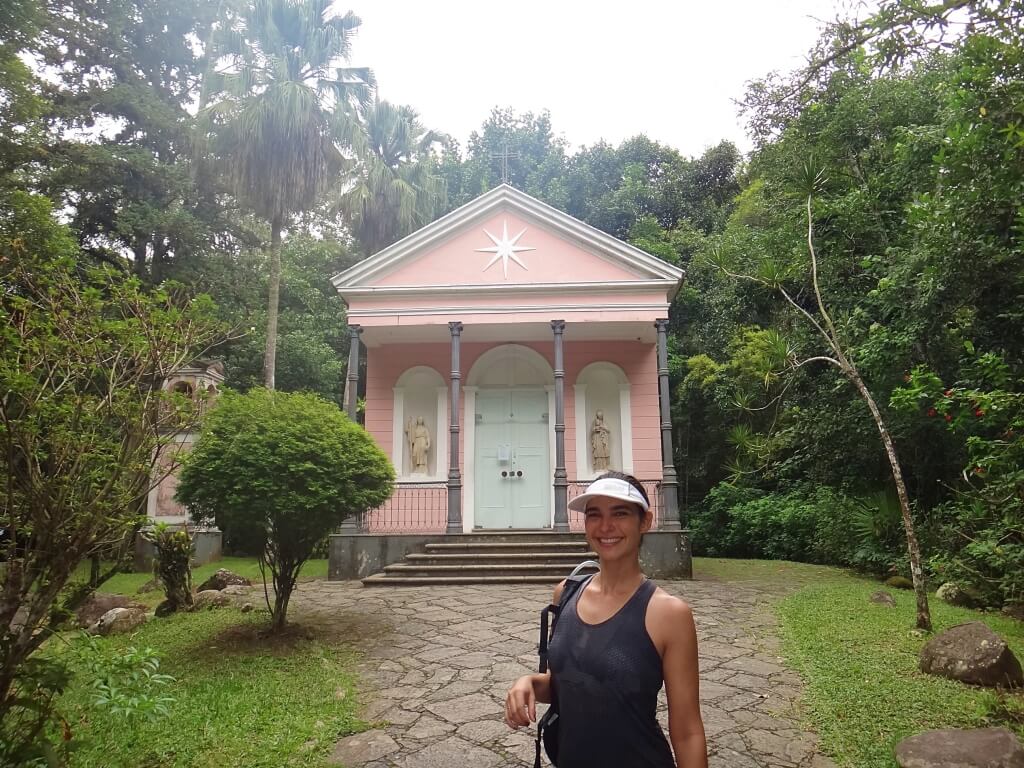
886,575,914,590
936,582,978,608
135,578,161,594
195,568,251,592
193,590,231,610
1002,602,1024,622
870,590,896,607
88,606,148,636
76,593,146,628
895,727,1024,768
920,622,1023,688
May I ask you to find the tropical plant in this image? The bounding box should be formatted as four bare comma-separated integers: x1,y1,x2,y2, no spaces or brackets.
197,0,373,388
175,389,394,632
337,100,447,256
0,190,221,755
145,524,194,616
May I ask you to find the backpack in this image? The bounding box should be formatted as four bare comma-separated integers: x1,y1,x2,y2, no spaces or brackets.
534,562,598,768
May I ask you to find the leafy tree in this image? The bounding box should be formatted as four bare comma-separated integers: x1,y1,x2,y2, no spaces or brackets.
337,100,447,256
197,0,373,389
35,0,227,279
443,108,568,209
176,389,394,632
0,190,221,749
710,165,934,629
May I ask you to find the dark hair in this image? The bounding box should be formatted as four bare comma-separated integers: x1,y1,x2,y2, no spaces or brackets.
594,470,650,516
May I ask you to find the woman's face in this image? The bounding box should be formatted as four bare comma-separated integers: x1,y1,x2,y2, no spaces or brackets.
583,495,653,561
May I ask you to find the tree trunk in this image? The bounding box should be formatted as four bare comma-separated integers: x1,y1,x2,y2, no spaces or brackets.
270,570,294,633
263,216,283,390
848,368,932,631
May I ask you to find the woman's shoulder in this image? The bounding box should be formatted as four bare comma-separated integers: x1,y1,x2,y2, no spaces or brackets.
645,586,696,651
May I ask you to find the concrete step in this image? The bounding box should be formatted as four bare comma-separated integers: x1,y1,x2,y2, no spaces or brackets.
362,574,580,586
424,541,589,552
383,562,598,575
405,552,598,564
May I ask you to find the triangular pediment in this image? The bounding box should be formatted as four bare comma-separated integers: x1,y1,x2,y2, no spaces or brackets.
331,185,683,296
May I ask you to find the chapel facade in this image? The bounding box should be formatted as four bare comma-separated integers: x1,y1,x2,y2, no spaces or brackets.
330,185,685,541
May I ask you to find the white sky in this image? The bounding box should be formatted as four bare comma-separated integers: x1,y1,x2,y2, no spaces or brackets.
347,0,870,158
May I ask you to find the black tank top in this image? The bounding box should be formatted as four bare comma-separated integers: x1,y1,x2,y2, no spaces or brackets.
547,577,675,768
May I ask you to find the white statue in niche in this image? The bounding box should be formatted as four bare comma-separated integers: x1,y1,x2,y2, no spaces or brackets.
590,409,612,472
405,416,432,475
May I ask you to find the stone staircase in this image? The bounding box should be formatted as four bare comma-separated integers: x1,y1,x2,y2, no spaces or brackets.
361,532,598,586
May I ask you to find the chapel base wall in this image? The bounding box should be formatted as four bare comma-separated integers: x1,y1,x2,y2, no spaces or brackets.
328,530,692,580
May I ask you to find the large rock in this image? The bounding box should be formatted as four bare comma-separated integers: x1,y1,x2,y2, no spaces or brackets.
936,582,977,608
76,593,146,628
895,727,1024,768
193,590,231,609
195,568,251,592
870,590,896,607
88,606,148,636
920,622,1023,688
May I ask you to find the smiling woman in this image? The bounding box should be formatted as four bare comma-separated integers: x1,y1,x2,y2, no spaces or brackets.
504,472,708,768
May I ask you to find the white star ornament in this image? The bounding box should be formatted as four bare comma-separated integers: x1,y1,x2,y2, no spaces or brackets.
475,221,536,279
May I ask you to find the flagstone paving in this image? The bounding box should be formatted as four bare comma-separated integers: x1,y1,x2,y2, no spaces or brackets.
288,577,837,768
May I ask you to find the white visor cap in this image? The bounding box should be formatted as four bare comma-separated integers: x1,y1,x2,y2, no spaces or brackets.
567,477,650,513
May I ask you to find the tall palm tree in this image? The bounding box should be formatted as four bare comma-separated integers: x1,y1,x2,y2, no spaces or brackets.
338,100,447,256
198,0,372,388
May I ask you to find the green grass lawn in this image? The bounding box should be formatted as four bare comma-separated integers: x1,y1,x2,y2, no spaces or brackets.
701,558,1024,768
52,605,362,767
76,557,328,609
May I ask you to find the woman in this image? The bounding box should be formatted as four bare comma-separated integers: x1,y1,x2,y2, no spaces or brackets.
504,472,707,768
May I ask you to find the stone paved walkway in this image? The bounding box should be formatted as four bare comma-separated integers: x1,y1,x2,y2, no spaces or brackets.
289,577,836,768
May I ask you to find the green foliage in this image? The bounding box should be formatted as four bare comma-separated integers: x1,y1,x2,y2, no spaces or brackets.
779,573,1024,767
337,100,448,256
0,654,74,767
894,357,1024,606
144,524,194,615
77,639,175,722
53,609,364,767
0,189,222,745
176,389,393,629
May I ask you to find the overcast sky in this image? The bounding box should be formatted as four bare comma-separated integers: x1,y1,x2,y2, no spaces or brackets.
347,0,869,158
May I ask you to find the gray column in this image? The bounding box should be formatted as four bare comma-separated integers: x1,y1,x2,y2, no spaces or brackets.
345,325,362,421
551,320,569,531
341,324,364,531
446,322,463,533
655,319,681,530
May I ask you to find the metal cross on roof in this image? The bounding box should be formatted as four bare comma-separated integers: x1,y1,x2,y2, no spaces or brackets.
491,143,518,184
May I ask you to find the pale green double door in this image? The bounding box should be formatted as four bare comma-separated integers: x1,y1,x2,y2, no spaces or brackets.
474,389,551,529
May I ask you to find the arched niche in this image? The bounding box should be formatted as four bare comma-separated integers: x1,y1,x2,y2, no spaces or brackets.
466,344,553,388
574,361,632,478
393,365,447,480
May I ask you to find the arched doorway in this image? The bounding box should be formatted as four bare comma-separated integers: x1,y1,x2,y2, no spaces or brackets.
466,345,554,529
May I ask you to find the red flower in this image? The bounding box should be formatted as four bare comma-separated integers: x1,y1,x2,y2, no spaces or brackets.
975,409,985,417
927,408,937,417
973,466,985,476
944,413,953,422
943,389,953,397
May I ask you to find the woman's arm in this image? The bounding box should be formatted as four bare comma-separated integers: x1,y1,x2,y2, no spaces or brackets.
505,580,566,729
504,671,552,727
653,595,708,767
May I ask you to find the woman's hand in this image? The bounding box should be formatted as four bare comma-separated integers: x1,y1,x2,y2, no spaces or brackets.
504,674,539,728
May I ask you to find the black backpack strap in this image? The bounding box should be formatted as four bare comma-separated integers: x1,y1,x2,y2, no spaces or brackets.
538,574,591,674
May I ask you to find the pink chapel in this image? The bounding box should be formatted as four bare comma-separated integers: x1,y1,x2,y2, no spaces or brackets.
329,184,692,582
